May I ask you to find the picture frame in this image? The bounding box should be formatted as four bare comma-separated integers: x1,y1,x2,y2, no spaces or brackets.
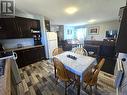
88,26,99,35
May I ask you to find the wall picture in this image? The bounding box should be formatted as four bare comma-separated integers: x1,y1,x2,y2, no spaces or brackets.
88,26,99,35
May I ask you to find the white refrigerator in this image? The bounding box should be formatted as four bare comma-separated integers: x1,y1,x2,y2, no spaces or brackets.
46,32,58,59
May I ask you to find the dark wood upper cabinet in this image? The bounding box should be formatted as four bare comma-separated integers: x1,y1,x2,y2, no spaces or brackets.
29,19,40,30
44,20,50,32
15,17,32,38
0,18,22,39
15,17,41,38
0,16,41,39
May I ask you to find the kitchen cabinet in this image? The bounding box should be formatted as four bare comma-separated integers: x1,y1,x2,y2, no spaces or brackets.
15,46,45,68
0,16,41,39
15,17,41,38
15,49,24,68
45,20,50,32
15,17,32,38
29,19,40,30
0,18,21,39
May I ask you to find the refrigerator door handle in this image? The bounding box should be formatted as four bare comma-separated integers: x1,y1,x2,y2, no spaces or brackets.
13,52,18,60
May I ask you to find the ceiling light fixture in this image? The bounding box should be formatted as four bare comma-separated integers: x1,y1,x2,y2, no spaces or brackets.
65,7,78,15
88,19,96,23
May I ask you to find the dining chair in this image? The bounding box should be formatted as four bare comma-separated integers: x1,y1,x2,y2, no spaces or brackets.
73,48,88,56
84,58,105,94
61,40,72,51
53,57,75,95
52,48,64,56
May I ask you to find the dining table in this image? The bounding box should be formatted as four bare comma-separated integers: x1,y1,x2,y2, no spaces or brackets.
53,51,97,95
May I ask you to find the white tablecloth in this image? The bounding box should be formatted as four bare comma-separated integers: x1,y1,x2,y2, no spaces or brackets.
54,51,97,82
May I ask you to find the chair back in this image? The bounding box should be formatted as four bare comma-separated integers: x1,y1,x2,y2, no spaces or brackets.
74,48,88,56
52,48,63,56
90,58,105,84
53,58,69,81
95,58,105,70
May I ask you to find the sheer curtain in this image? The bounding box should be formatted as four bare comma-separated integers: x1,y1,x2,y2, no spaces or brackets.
76,28,87,45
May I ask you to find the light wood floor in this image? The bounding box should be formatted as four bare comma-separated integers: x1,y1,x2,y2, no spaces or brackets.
14,60,115,95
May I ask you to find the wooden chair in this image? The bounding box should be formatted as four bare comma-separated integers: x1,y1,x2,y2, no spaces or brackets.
53,58,75,95
73,48,88,56
84,58,105,93
52,48,64,56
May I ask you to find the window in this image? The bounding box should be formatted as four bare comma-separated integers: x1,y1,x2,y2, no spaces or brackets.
76,28,87,44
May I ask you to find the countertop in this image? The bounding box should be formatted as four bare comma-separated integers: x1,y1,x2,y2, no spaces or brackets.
4,45,44,52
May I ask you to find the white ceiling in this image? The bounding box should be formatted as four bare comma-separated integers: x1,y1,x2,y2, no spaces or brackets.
16,0,126,25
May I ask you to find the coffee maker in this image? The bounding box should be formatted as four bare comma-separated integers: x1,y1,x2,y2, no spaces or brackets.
31,29,42,45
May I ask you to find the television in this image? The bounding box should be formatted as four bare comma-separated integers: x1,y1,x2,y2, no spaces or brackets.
106,30,117,38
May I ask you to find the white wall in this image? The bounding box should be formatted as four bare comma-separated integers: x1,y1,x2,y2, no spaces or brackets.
85,20,120,40
50,25,59,32
50,25,64,41
63,20,120,41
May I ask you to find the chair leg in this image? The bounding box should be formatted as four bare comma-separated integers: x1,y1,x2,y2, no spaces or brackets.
55,77,58,85
84,84,88,90
90,86,92,95
77,76,81,95
65,82,67,95
54,67,56,78
95,84,97,89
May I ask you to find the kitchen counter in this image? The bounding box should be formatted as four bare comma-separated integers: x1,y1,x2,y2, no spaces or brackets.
4,45,44,52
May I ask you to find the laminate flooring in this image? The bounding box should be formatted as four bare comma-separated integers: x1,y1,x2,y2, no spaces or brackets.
16,60,115,95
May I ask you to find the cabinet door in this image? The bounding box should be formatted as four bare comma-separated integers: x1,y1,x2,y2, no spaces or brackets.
0,18,21,39
45,20,50,32
15,17,33,38
29,19,40,30
15,50,24,68
0,19,8,38
22,48,34,65
34,47,43,61
31,46,45,62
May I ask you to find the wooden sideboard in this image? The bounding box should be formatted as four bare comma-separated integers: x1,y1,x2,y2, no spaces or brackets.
84,40,116,75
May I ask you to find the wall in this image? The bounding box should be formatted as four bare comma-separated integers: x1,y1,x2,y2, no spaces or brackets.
50,25,59,32
75,20,120,41
59,25,64,40
0,9,45,49
50,25,64,41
